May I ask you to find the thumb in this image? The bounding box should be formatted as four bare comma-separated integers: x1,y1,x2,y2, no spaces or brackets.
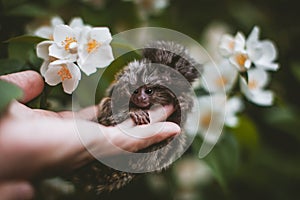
0,181,34,200
0,70,44,103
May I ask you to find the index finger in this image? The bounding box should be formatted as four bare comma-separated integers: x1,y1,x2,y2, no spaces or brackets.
0,70,44,103
120,104,175,127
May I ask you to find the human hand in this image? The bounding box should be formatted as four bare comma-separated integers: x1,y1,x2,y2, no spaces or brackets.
0,70,180,199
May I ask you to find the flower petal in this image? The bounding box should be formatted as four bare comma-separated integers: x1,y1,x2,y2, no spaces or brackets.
250,90,274,106
240,76,274,106
201,60,238,93
90,27,112,44
254,41,279,71
234,32,246,52
78,44,114,75
248,68,270,88
226,96,244,114
225,116,239,127
246,26,260,48
49,43,69,59
260,40,277,61
225,97,243,127
44,66,62,86
53,25,75,47
40,60,50,77
51,16,64,26
69,17,84,28
34,27,53,39
36,41,54,59
62,63,81,94
219,34,234,57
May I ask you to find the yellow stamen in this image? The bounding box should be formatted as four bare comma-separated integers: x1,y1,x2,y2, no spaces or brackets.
236,54,248,67
200,113,212,129
216,76,228,87
87,39,101,53
57,65,72,81
49,34,54,40
229,41,235,50
248,80,257,89
63,37,77,51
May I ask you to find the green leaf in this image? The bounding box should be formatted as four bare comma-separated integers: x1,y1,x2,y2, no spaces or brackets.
0,59,24,75
5,35,46,43
264,106,300,141
111,38,140,58
6,4,50,17
6,35,45,70
230,115,260,153
291,62,300,82
1,0,27,10
8,42,33,65
203,132,239,191
0,80,23,113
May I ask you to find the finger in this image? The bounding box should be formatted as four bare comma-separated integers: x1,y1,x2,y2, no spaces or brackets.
31,105,99,121
0,70,44,103
131,122,181,151
120,104,175,128
0,181,34,200
102,122,181,154
148,104,174,123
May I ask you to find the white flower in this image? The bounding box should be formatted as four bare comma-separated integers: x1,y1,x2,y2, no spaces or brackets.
49,25,80,62
219,32,251,72
34,16,64,39
246,26,279,71
44,61,81,94
229,51,252,72
77,27,114,75
225,97,244,127
69,17,92,36
196,94,226,144
36,40,55,76
201,59,238,93
187,94,243,143
173,157,213,187
34,16,90,40
125,0,169,18
69,17,85,29
132,0,169,12
202,22,230,62
35,16,114,94
219,32,245,57
218,26,279,73
240,68,274,106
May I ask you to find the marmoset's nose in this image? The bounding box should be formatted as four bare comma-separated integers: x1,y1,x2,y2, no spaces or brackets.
138,93,147,101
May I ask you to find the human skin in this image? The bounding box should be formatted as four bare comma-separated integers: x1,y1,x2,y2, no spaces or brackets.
0,70,180,199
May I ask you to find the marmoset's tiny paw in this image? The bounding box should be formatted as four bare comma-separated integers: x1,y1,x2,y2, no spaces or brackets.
130,110,150,125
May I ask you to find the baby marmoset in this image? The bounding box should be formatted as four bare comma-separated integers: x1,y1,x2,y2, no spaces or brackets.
70,41,202,194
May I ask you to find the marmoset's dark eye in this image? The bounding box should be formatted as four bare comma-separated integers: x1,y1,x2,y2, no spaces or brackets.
145,88,153,95
133,89,139,94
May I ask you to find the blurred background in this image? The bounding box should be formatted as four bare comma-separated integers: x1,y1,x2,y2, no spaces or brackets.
0,0,299,199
